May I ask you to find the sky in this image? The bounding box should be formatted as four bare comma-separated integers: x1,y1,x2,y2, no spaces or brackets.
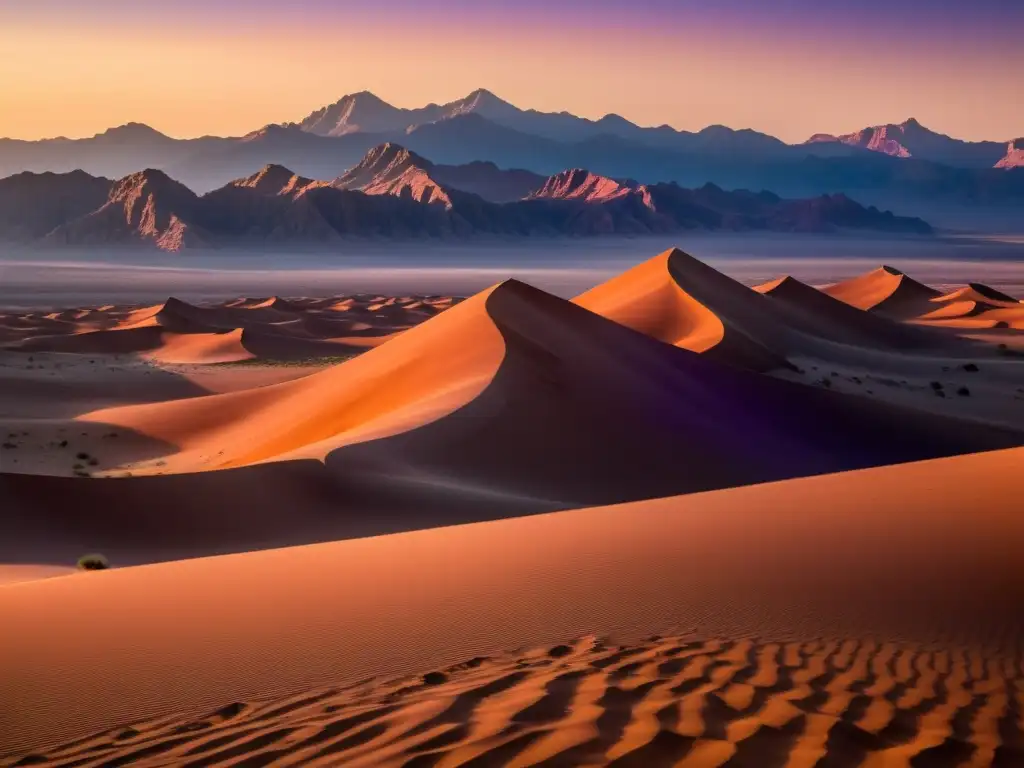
1,0,1022,143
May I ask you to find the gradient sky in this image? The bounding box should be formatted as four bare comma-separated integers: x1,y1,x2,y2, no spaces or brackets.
2,0,1022,143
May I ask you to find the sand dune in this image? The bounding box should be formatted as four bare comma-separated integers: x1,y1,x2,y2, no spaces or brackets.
0,564,75,585
3,278,1021,566
753,274,955,351
573,248,789,371
575,250,973,377
934,283,1022,308
143,328,254,365
2,447,1023,763
1,293,457,363
910,283,1024,332
3,251,1024,766
823,265,941,318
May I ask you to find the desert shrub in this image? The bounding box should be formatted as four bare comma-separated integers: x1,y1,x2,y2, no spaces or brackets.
77,553,109,571
957,387,971,397
76,452,89,460
962,363,979,372
548,644,573,658
930,381,943,391
422,671,448,685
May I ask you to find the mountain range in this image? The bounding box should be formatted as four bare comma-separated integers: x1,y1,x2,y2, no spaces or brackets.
1,90,1021,231
806,118,1023,168
0,144,931,251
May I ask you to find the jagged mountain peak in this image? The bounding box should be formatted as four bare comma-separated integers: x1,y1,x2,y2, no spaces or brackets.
110,168,193,198
528,168,640,203
332,143,452,207
230,164,322,196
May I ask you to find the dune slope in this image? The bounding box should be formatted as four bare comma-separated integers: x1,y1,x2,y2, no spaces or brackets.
575,249,964,373
573,248,790,370
823,265,941,318
3,279,1021,565
2,447,1023,761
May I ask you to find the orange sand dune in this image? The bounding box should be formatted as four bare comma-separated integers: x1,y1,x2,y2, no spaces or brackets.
16,325,168,355
80,285,505,472
2,447,1022,761
915,308,1024,331
753,274,954,351
573,248,788,371
933,283,1021,308
911,284,1024,332
823,265,941,318
111,302,165,330
4,279,1020,565
0,564,75,585
2,294,456,364
575,250,965,371
142,328,254,365
156,296,296,331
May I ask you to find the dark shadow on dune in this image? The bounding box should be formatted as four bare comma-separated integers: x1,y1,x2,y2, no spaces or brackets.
3,280,1022,566
0,353,214,419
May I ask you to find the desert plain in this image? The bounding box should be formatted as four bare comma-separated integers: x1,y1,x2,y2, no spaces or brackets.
2,247,1024,767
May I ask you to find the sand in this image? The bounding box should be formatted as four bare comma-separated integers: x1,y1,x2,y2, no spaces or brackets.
822,265,941,319
2,448,1023,763
3,278,1022,567
0,564,75,585
2,248,1024,766
2,293,456,363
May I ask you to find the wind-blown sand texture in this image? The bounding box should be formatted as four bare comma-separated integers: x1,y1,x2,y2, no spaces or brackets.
2,248,1023,766
2,448,1024,764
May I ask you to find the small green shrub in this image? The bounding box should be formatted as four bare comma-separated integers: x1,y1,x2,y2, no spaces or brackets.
77,553,109,571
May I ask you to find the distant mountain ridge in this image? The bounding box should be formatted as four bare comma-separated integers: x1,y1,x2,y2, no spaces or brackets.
806,118,1012,168
0,145,932,251
293,88,793,156
1,90,1021,231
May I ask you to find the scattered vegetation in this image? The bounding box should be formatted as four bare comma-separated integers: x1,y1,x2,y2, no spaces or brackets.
962,363,980,372
548,644,573,658
76,553,109,571
930,381,944,391
957,386,971,397
422,671,448,686
76,452,90,460
212,355,358,368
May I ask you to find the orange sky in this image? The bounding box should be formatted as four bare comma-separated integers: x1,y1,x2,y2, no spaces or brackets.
1,9,1021,143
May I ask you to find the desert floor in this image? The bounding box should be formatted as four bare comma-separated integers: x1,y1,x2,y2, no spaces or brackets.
2,249,1023,766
